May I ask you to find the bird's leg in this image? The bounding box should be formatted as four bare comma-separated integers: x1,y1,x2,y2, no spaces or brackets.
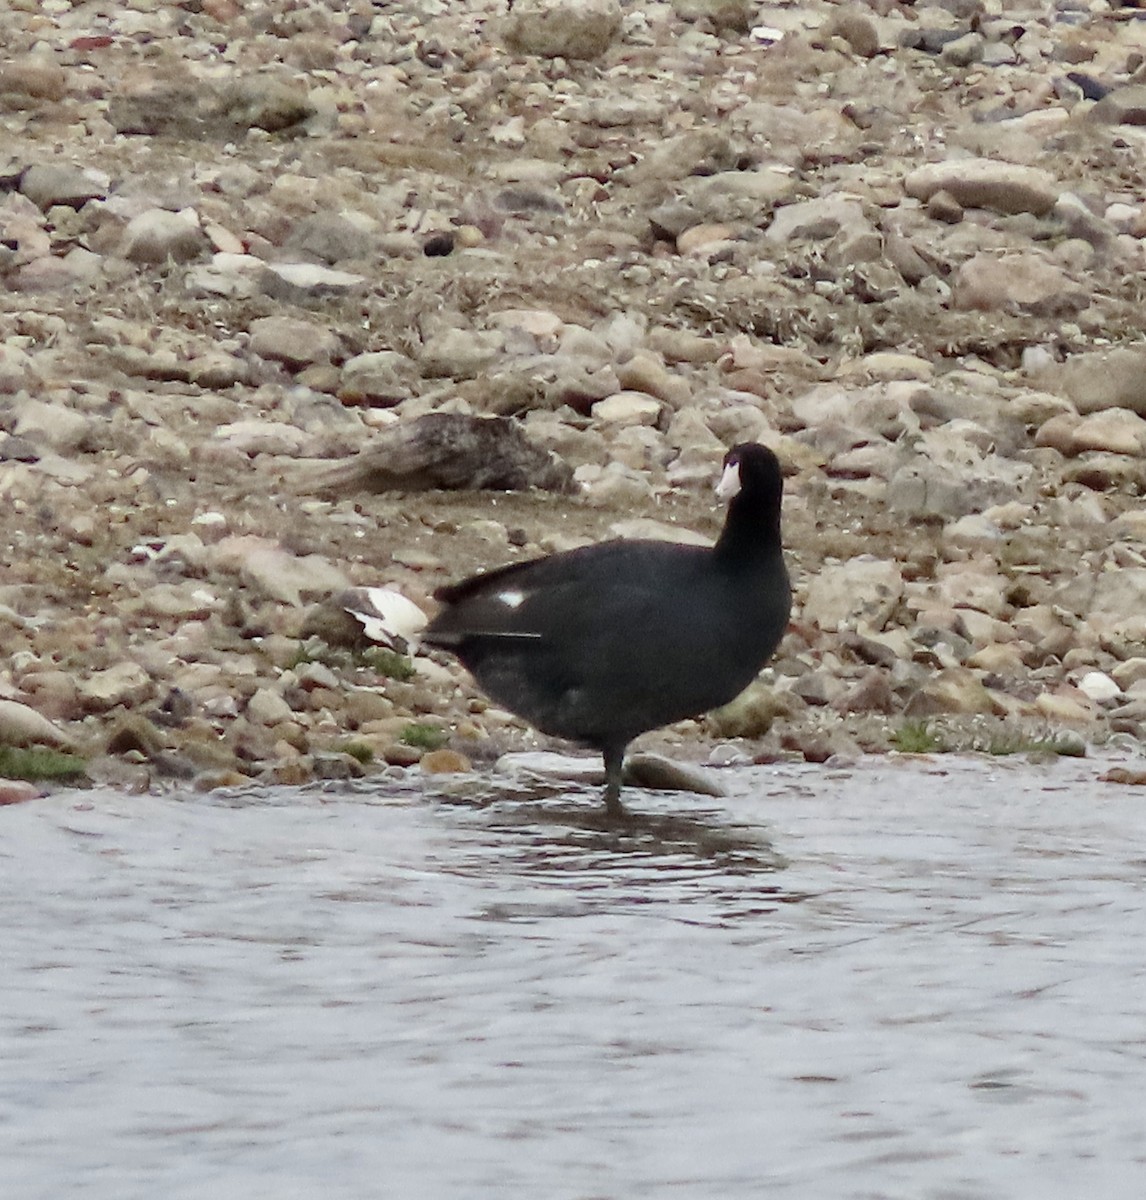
602,745,626,820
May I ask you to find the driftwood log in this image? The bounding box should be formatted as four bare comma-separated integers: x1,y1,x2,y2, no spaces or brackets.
301,413,575,497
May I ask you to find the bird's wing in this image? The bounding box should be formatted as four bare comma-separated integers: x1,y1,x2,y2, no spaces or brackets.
426,542,703,644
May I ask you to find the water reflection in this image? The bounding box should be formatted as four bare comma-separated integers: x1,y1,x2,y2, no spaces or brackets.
426,779,801,927
5,756,1146,1199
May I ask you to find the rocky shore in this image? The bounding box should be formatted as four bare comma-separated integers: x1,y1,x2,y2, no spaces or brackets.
5,0,1146,797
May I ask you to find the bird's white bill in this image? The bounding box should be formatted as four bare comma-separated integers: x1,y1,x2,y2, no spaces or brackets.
715,459,741,500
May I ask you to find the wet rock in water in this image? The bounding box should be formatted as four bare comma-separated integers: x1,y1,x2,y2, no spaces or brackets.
495,751,606,787
1100,765,1146,785
625,752,726,797
0,780,44,805
303,414,575,496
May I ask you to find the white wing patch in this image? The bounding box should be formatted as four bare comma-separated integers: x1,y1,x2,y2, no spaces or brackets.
497,589,526,609
343,586,427,653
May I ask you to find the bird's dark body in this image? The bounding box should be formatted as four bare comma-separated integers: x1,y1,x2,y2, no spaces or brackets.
428,539,788,751
422,442,791,814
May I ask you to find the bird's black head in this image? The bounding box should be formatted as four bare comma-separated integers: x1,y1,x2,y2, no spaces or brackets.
715,442,785,554
718,442,783,502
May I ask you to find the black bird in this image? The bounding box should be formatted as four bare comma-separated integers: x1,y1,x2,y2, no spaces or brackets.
423,442,791,817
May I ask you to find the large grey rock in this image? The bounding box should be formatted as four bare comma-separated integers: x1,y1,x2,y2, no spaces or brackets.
340,351,417,406
20,164,106,210
766,197,866,243
1090,85,1146,126
210,537,350,606
249,316,341,369
803,559,904,633
953,252,1086,316
259,262,366,304
504,0,622,60
419,328,504,380
13,399,91,452
1038,350,1146,417
904,158,1058,215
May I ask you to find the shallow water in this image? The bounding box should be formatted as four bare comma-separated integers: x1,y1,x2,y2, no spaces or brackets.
3,755,1146,1199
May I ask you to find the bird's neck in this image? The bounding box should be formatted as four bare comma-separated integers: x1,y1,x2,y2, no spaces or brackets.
714,499,782,563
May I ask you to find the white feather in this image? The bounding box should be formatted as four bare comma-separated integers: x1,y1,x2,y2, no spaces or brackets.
342,587,427,653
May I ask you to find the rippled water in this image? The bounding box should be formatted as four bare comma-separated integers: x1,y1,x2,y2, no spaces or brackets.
3,755,1146,1199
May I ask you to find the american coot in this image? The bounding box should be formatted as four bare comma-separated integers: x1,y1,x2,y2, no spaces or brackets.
423,442,791,817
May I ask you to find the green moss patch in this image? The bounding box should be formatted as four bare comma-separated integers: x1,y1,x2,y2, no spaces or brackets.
0,746,88,782
400,722,448,751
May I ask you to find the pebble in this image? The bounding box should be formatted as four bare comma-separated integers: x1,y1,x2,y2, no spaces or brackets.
248,316,341,369
591,392,662,426
4,0,1146,788
120,208,207,264
77,663,154,713
247,687,294,726
19,164,106,210
420,749,472,774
